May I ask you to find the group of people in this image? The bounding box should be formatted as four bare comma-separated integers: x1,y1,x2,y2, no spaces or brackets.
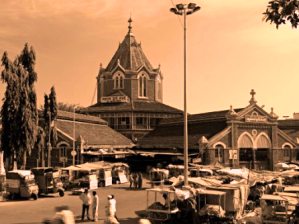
79,189,119,224
129,172,143,190
79,189,99,222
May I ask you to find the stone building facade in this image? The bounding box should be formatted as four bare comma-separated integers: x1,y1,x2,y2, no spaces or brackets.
139,90,298,170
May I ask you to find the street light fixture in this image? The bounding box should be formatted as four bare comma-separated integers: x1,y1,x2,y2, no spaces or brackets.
170,2,200,187
72,105,79,166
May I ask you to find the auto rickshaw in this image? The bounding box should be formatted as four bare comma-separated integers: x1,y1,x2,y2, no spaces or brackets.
6,170,39,200
31,167,65,197
149,168,169,187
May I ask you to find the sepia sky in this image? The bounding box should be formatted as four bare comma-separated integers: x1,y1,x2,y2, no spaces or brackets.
0,0,299,118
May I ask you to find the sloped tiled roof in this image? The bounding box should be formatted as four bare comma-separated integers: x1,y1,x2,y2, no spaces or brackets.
278,119,299,141
57,110,107,125
85,101,182,114
138,120,227,150
56,119,134,148
105,25,154,72
161,108,244,125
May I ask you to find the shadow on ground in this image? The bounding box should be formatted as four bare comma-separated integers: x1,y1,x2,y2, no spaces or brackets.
118,217,141,224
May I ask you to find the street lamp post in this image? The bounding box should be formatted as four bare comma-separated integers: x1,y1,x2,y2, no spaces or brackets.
47,111,52,167
72,106,78,166
170,2,200,187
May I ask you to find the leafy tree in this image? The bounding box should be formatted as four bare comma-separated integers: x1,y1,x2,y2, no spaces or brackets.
1,53,19,169
43,87,58,166
0,43,38,169
49,86,57,121
264,0,299,28
57,102,83,112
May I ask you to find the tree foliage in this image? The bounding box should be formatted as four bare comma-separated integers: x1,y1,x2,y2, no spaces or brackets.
57,102,83,112
43,87,58,149
1,43,38,169
264,0,299,28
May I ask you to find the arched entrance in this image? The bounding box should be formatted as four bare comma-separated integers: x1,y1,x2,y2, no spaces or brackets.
238,132,271,170
238,132,254,169
255,133,271,170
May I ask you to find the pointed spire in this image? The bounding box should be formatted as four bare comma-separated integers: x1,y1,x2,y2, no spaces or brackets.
128,17,133,34
249,89,257,105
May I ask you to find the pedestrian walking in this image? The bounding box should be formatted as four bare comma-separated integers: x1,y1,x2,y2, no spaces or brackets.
137,172,143,190
79,189,92,221
105,194,119,224
92,191,99,222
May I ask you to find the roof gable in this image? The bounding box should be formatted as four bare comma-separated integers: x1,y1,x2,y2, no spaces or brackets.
235,104,278,124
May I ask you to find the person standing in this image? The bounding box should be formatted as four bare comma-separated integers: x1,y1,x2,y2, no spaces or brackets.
137,172,143,190
105,194,119,224
92,191,99,222
79,189,92,221
129,173,133,189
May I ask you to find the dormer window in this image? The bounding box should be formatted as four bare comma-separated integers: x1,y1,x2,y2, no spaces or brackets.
113,72,124,89
138,72,148,98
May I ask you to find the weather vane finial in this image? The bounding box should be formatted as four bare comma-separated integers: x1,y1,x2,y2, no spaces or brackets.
128,17,133,33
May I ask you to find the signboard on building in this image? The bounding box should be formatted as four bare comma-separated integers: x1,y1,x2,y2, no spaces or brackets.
101,96,129,103
245,114,267,123
229,150,238,160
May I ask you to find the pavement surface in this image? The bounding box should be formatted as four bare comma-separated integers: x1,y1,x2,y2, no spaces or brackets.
0,181,151,224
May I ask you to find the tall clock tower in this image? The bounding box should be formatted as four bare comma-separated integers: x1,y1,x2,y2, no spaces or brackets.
84,18,182,140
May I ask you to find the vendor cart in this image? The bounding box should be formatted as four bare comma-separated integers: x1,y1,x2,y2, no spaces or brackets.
146,188,179,222
195,188,233,223
260,194,293,224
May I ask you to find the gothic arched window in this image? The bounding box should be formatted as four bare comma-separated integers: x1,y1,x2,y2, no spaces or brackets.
113,72,124,89
138,73,148,98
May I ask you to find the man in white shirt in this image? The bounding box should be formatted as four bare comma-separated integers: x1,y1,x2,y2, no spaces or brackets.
105,195,119,224
79,189,92,221
92,191,99,222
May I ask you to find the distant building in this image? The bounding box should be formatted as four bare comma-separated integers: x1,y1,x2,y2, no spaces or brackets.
82,18,182,140
27,110,134,168
138,90,299,170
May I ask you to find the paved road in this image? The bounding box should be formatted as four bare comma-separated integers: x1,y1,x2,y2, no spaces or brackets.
0,181,150,224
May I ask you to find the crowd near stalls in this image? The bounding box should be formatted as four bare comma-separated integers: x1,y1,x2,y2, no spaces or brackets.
143,162,299,224
0,161,129,200
60,161,129,193
5,160,299,223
